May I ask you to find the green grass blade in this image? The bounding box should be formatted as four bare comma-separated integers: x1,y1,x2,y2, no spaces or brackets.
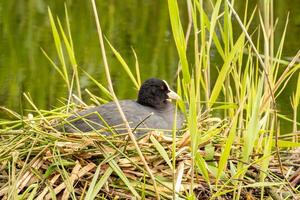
91,167,113,199
84,164,101,200
131,47,141,87
209,34,244,107
150,135,173,170
167,0,190,84
48,7,69,88
41,48,67,83
195,151,210,184
57,18,77,68
106,39,139,89
217,114,238,182
275,140,300,148
292,73,300,108
102,152,140,198
242,78,264,164
82,70,113,100
64,3,74,51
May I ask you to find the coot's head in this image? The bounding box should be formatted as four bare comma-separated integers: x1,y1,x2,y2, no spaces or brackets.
137,78,180,109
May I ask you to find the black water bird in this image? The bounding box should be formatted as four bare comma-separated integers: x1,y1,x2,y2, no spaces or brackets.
61,78,184,137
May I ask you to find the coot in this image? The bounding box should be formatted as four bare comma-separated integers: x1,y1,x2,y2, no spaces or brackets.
61,78,184,137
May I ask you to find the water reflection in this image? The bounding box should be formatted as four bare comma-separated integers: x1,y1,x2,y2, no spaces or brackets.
0,1,299,132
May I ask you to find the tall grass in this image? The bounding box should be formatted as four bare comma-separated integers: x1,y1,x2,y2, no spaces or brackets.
168,0,300,199
0,0,299,199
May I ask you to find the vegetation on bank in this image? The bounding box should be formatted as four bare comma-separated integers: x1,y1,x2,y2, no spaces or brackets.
0,0,300,199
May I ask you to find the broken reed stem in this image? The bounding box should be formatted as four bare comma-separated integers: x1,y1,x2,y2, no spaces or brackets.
90,0,160,199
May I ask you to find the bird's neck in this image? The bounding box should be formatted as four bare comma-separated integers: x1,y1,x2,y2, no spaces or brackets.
136,100,171,110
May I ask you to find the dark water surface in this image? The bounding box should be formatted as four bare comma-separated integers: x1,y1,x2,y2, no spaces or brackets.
0,1,299,132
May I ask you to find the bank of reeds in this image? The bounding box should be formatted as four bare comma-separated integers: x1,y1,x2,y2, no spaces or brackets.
0,0,300,199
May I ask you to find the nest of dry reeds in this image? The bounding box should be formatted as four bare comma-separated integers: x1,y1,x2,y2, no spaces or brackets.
0,112,299,200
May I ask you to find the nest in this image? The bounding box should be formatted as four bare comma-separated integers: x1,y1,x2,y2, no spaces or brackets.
0,113,299,199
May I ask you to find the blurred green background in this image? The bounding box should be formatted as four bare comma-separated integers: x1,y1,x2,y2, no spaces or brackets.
0,0,299,132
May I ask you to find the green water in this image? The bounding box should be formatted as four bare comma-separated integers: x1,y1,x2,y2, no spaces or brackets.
0,1,299,132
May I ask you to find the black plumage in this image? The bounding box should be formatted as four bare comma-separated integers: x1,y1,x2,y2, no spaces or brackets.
61,78,184,137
